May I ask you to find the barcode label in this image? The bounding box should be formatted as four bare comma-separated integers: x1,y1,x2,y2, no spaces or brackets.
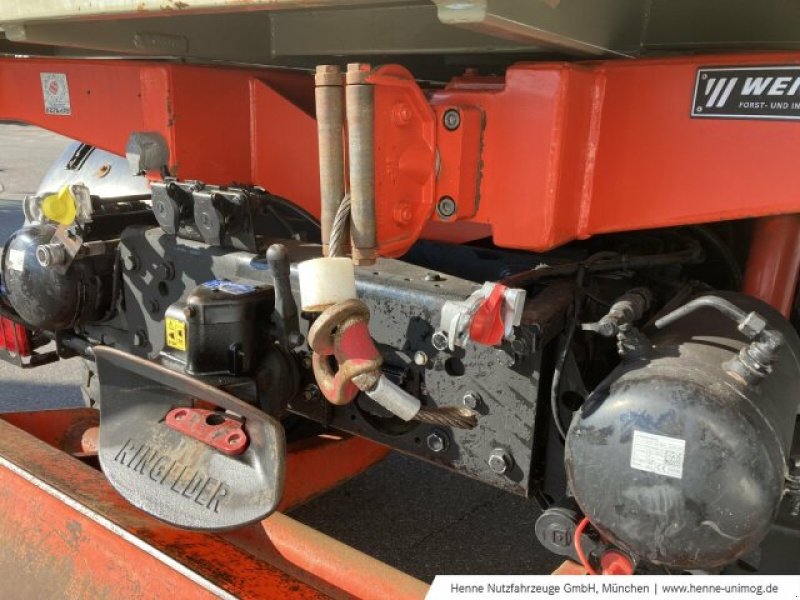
630,430,686,479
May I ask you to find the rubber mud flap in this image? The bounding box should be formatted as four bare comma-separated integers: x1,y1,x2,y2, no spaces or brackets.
94,346,285,530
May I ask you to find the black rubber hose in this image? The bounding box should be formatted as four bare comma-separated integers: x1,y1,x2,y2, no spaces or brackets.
500,239,704,289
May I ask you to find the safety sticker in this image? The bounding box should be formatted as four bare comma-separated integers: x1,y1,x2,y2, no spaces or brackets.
40,73,71,116
6,248,25,272
630,430,685,479
165,317,187,351
692,66,800,121
202,279,257,295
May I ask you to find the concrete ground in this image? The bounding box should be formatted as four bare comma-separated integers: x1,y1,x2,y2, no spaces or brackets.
0,122,560,580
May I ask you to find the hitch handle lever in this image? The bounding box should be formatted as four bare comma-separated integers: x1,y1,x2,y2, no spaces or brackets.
267,243,301,346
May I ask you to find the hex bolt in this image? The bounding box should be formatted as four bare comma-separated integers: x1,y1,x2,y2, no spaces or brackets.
436,196,457,219
288,331,306,348
414,351,429,366
156,262,175,281
431,331,449,351
443,108,461,131
495,348,515,367
303,384,321,402
426,430,448,453
488,449,514,474
463,391,481,409
148,299,160,314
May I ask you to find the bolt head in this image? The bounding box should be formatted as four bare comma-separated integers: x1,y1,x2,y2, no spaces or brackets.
443,108,461,131
463,391,481,409
436,196,457,219
488,449,513,475
156,262,175,281
414,351,428,366
431,331,449,351
424,272,443,282
288,332,306,348
495,348,515,367
426,431,448,453
302,384,321,402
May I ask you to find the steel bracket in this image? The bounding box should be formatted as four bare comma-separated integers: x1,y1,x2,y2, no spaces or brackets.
95,346,285,531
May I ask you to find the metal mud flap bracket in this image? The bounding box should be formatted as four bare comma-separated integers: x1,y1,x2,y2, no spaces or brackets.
94,346,285,530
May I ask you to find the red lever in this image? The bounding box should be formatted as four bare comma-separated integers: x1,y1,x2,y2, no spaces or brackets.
165,407,248,456
469,284,507,346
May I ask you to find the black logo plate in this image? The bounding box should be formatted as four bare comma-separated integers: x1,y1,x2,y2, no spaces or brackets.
692,66,800,121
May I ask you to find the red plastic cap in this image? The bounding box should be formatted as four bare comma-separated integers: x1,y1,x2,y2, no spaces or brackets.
600,550,634,575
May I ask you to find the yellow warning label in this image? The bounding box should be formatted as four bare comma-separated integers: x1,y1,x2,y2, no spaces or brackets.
165,318,187,351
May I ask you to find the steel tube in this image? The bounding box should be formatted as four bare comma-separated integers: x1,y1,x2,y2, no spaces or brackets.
226,513,429,600
743,215,800,318
345,63,377,265
315,65,346,255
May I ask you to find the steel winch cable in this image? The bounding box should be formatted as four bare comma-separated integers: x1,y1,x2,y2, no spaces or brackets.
414,406,478,429
321,198,477,430
328,194,351,258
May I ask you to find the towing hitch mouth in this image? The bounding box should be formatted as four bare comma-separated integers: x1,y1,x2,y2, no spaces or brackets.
94,346,285,531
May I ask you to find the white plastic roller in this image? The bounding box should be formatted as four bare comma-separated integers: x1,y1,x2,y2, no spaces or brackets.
298,256,357,312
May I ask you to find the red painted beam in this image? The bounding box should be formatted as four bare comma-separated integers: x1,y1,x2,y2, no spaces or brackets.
743,215,800,317
5,54,800,256
0,416,426,599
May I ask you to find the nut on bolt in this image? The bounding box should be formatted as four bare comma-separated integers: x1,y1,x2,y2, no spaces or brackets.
443,108,461,131
739,311,768,339
462,391,481,409
426,430,449,453
303,384,321,402
488,449,513,474
156,262,175,281
431,331,449,351
436,196,457,219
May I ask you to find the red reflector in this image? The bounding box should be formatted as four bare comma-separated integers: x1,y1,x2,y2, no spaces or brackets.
2,319,16,353
0,317,30,357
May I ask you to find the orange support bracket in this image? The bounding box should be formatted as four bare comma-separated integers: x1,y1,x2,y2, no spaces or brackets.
0,410,424,600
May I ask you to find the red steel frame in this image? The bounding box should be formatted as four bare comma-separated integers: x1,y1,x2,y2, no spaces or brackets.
3,53,800,259
0,51,798,590
0,409,429,599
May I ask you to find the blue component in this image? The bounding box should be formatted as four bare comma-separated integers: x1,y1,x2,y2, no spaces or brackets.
201,279,257,296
